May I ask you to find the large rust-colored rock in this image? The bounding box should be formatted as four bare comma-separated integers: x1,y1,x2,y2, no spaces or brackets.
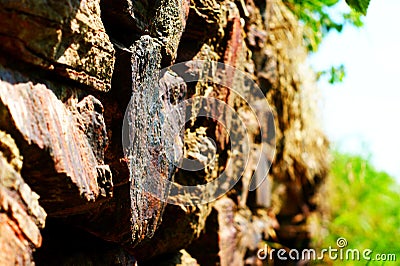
0,81,113,215
0,0,115,91
0,131,46,266
125,35,170,245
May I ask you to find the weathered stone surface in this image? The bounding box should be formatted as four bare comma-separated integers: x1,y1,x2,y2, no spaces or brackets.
215,197,242,266
153,0,190,63
214,197,279,265
0,81,112,215
124,35,187,247
101,0,189,63
125,35,167,244
0,0,115,91
74,96,108,163
246,0,329,249
0,131,46,266
133,203,212,261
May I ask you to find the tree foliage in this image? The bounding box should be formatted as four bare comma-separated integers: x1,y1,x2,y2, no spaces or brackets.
346,0,371,15
282,0,369,84
283,0,365,52
321,152,400,264
317,64,346,84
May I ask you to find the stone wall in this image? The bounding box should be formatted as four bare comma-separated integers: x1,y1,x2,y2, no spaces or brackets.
0,0,328,265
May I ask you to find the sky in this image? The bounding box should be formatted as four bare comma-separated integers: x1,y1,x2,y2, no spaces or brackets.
309,0,400,180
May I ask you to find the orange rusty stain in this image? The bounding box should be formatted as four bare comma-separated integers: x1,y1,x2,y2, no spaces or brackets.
224,16,243,74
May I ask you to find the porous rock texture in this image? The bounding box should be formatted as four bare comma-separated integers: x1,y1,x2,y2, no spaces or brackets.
0,0,328,265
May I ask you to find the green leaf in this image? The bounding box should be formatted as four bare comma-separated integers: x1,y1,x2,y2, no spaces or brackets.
317,64,346,84
343,9,364,27
328,64,345,84
345,0,371,15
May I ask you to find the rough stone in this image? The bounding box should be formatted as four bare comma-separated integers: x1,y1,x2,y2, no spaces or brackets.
0,132,46,266
0,0,115,91
0,81,112,215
